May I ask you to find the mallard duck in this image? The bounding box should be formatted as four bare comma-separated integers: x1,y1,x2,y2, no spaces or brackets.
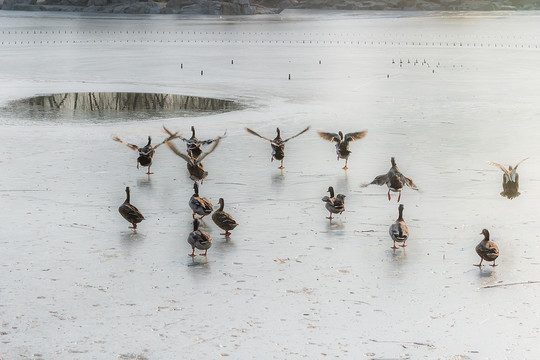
189,182,213,219
212,198,238,237
245,126,310,169
113,135,169,175
474,229,499,267
163,126,221,183
389,204,409,249
169,125,224,158
321,186,345,221
366,157,418,202
187,218,212,257
486,158,529,199
317,130,367,170
118,186,145,231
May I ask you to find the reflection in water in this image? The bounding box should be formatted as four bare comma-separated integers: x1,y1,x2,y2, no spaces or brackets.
4,92,241,123
137,176,152,188
120,231,146,245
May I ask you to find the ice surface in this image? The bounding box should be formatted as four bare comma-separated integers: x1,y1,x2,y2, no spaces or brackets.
1,9,540,359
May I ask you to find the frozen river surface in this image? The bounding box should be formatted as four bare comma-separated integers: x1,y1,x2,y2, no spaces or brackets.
1,9,540,359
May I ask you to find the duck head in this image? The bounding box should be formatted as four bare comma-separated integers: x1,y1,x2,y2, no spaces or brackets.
327,186,335,197
193,218,200,231
146,136,152,146
391,157,396,167
124,186,131,202
338,131,344,141
480,229,490,240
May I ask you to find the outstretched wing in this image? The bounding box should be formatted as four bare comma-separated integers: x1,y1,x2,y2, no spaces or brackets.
197,136,222,163
113,136,139,151
165,141,191,162
367,174,389,186
514,157,529,170
153,131,180,150
344,130,367,142
246,128,273,142
486,161,511,177
200,129,227,146
403,175,418,190
317,131,340,143
283,126,311,143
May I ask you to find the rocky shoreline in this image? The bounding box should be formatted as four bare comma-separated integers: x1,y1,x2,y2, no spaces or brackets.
1,0,539,16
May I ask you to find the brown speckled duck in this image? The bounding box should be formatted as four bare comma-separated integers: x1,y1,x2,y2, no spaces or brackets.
187,218,212,257
474,229,499,267
246,126,310,169
212,198,238,237
318,130,367,170
389,204,409,249
113,135,169,175
118,187,145,231
189,182,213,219
164,126,222,183
366,157,418,202
321,186,345,221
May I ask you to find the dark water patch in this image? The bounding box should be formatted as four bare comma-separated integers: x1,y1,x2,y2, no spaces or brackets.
2,92,242,124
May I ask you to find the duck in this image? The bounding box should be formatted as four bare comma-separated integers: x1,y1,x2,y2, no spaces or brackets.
317,130,367,170
321,186,345,221
189,182,213,219
212,198,238,237
486,158,529,199
169,125,224,158
118,186,145,231
187,218,212,257
389,204,409,249
113,135,170,175
474,229,499,267
245,126,310,169
163,126,222,183
365,157,418,202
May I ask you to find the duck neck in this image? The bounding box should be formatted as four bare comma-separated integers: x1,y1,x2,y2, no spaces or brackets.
328,187,335,198
218,199,225,211
193,219,199,231
191,126,196,140
146,136,152,147
125,188,131,203
397,206,404,221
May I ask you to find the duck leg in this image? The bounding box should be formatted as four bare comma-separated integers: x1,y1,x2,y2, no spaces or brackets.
473,259,483,267
387,190,391,201
342,159,348,170
399,242,407,247
278,160,284,169
490,261,498,267
146,164,154,175
391,240,399,250
326,212,334,220
189,248,196,257
200,249,208,256
220,231,231,237
397,191,402,202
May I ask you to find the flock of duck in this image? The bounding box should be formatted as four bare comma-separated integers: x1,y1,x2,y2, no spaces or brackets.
115,125,528,267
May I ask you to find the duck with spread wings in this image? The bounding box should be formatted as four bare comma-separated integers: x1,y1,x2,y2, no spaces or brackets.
486,158,528,199
113,135,171,175
245,126,310,169
365,157,418,202
163,126,222,183
317,130,367,170
170,125,224,158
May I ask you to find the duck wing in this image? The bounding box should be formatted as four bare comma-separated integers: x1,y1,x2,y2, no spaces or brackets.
486,161,511,177
283,126,311,143
514,157,529,170
196,136,221,163
153,131,180,150
317,131,340,143
246,128,273,142
344,130,367,142
403,175,419,190
165,140,191,162
368,173,389,186
162,125,180,140
113,136,139,151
